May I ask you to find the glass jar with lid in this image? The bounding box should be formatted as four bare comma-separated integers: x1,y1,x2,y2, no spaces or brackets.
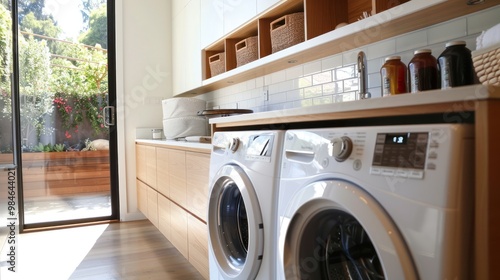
408,49,440,93
380,56,407,96
438,41,476,89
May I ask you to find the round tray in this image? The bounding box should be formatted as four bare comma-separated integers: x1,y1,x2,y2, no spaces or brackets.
197,109,253,118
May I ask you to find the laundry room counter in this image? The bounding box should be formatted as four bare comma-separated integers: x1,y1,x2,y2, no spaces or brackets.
209,84,500,280
135,139,211,154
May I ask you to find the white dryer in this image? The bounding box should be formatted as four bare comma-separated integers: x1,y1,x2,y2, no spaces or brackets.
208,130,284,280
277,124,474,280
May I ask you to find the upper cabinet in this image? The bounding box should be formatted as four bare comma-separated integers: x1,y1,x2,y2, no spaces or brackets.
172,0,202,96
257,0,281,15
200,0,224,49
223,0,257,35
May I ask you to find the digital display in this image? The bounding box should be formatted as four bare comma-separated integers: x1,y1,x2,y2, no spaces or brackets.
373,132,428,170
385,133,408,145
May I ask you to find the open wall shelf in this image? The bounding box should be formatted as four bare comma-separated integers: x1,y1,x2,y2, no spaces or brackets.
180,0,497,96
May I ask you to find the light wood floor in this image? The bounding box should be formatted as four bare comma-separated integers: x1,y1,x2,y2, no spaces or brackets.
70,220,205,280
0,220,204,280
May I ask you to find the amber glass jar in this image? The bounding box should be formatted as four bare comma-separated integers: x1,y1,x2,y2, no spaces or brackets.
380,56,407,96
408,49,440,93
438,41,475,89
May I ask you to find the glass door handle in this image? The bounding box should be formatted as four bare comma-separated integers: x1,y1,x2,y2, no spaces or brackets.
103,106,115,128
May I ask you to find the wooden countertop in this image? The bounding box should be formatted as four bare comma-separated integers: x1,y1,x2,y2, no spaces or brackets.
135,139,211,154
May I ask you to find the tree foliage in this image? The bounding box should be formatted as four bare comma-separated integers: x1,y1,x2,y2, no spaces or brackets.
79,0,106,31
79,4,106,48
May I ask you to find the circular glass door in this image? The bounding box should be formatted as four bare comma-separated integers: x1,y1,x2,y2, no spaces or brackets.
280,180,418,280
208,164,263,279
294,209,383,279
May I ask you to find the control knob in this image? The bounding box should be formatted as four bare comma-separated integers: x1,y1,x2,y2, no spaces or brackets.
229,137,240,153
329,136,353,162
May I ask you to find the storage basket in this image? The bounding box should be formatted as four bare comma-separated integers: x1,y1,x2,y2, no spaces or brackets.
208,52,225,77
236,36,258,67
270,12,305,53
472,43,500,86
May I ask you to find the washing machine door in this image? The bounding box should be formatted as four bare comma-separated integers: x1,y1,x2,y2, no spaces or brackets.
279,180,418,280
208,164,264,279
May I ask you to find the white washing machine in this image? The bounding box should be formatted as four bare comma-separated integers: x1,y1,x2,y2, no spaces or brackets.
277,124,474,280
208,130,284,279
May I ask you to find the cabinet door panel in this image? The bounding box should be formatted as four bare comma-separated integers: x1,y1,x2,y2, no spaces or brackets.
223,0,257,34
147,187,159,228
188,215,209,279
186,152,210,221
171,202,189,259
257,0,280,14
201,0,224,48
146,146,157,189
137,179,148,215
158,195,171,240
156,147,170,197
136,145,147,182
169,149,187,207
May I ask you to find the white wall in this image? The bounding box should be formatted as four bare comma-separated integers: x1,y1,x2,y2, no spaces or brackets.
116,0,172,221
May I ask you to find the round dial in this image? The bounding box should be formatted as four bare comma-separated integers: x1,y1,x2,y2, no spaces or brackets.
229,137,240,153
330,136,353,162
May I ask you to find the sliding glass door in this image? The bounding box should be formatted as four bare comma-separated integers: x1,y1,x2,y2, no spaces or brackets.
1,0,119,230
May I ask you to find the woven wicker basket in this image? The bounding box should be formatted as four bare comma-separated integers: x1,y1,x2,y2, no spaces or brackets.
209,52,225,77
472,43,500,86
236,36,258,67
270,12,305,53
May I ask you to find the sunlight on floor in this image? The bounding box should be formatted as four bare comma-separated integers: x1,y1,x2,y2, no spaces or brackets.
0,224,108,280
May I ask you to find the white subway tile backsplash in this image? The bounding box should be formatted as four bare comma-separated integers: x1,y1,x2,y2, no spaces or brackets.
298,76,312,88
269,91,287,104
322,54,343,71
368,72,381,89
303,60,322,75
303,85,323,99
313,71,332,85
313,96,333,105
202,6,498,114
335,65,356,80
344,78,359,92
286,89,303,102
428,18,467,45
285,65,304,80
323,82,343,95
271,70,287,84
367,39,396,60
467,5,500,35
396,30,427,52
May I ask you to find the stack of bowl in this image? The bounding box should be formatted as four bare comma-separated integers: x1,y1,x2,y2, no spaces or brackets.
161,97,208,140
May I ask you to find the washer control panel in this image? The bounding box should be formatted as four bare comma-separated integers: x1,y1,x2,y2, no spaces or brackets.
370,132,428,179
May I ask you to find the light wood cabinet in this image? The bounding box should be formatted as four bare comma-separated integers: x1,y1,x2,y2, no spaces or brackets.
188,215,209,279
168,149,187,208
158,195,171,240
186,152,210,221
147,187,159,227
137,179,148,216
136,144,157,189
136,142,211,279
156,147,170,197
170,201,189,259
